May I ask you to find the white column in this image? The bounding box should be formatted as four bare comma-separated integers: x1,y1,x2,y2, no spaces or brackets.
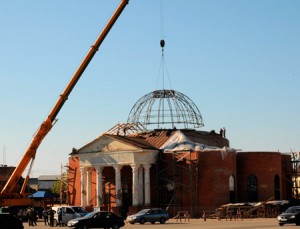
113,164,122,207
143,164,151,206
131,164,140,206
138,166,144,205
87,167,92,205
80,167,87,206
94,165,103,208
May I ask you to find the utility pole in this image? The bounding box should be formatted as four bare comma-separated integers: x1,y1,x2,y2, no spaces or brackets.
59,163,69,205
64,164,69,205
60,163,63,205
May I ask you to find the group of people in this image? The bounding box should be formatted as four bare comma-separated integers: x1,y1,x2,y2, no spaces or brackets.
26,207,61,227
220,127,226,137
42,207,62,227
26,207,38,226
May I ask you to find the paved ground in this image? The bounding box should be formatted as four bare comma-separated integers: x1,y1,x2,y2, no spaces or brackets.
23,218,288,229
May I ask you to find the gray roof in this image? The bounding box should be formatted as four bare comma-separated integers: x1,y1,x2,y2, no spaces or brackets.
38,175,60,181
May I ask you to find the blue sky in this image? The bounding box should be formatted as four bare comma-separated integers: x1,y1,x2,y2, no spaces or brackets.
0,0,299,177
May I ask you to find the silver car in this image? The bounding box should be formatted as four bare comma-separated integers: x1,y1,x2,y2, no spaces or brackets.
53,206,88,226
126,208,169,224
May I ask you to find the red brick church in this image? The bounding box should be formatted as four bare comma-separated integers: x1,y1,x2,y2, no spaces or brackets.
67,90,291,217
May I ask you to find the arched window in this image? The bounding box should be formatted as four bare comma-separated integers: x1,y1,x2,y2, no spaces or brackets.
247,174,258,202
229,175,236,203
229,176,235,191
274,175,280,200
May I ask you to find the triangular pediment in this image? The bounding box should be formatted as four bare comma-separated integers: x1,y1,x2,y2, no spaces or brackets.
76,134,141,154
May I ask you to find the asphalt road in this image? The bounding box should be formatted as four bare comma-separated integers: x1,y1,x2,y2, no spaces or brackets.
23,218,289,229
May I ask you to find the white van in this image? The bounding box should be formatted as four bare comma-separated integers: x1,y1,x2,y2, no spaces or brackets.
52,206,88,225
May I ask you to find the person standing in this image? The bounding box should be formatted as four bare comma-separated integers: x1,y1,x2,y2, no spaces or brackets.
222,127,226,137
49,208,56,227
42,208,48,225
26,207,33,226
58,208,62,226
31,207,37,226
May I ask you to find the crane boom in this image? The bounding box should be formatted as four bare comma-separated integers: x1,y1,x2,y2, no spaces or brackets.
1,0,129,201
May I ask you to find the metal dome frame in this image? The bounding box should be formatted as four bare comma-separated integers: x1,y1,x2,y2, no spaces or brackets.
127,89,204,129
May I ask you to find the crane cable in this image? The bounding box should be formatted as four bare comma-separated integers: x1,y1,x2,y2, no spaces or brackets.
160,0,165,40
156,0,173,91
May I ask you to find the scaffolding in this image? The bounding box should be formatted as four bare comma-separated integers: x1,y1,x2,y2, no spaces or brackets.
104,122,148,136
290,152,300,199
156,150,199,218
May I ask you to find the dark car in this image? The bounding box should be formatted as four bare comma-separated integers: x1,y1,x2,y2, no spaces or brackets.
67,211,125,229
126,208,169,224
0,213,24,229
277,206,300,226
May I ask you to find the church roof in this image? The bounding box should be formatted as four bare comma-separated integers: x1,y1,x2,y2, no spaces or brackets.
70,123,229,155
130,129,229,149
142,130,177,148
106,134,157,150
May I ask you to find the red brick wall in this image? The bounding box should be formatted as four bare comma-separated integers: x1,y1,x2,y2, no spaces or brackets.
197,150,236,210
68,156,81,206
236,152,285,202
159,150,236,216
281,154,292,200
68,150,291,217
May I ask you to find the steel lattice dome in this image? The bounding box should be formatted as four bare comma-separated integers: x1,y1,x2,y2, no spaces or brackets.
127,89,204,129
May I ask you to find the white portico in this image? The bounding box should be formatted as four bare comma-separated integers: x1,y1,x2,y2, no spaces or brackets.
74,134,158,208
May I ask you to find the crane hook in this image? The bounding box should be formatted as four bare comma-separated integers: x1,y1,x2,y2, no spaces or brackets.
160,39,165,48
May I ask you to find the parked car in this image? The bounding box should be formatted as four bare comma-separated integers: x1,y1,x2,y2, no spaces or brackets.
277,206,300,226
126,208,169,224
0,213,24,229
52,206,88,226
67,211,125,229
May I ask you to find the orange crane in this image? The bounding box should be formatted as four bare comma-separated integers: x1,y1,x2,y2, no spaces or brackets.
0,0,129,206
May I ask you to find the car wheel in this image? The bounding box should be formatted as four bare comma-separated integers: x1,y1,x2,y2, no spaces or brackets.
139,218,146,224
160,217,166,224
112,224,120,229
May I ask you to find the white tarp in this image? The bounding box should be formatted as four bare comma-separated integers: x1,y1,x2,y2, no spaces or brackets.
161,130,215,152
161,130,236,158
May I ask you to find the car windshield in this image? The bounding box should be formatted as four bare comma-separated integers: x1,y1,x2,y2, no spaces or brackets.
81,212,95,219
73,207,88,214
285,207,300,213
137,209,150,214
